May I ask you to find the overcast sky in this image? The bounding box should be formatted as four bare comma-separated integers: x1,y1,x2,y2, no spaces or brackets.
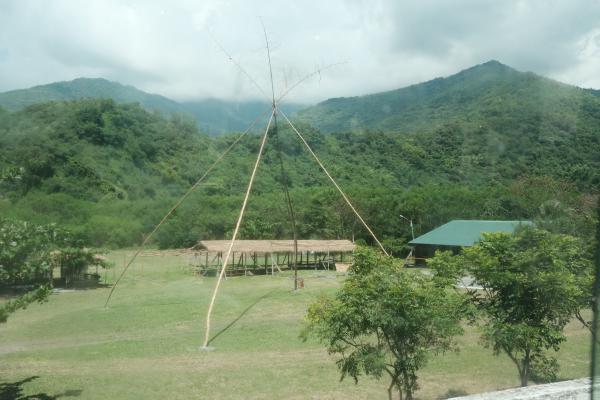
1,0,599,104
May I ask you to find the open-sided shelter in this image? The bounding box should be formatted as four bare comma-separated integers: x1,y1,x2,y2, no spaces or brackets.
191,239,355,276
408,220,532,263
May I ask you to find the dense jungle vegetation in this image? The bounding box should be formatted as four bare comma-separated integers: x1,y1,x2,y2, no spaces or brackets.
0,61,598,252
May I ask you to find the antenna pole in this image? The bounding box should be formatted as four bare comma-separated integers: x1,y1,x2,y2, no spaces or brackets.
262,19,299,288
202,111,275,348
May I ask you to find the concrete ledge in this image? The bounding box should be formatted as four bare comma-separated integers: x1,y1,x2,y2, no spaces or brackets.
450,378,591,399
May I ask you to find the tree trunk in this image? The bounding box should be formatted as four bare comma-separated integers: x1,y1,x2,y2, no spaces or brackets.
388,376,402,400
402,370,413,400
520,350,530,387
387,382,393,400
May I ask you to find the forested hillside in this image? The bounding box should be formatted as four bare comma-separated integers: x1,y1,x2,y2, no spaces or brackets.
297,60,600,139
0,78,305,135
0,85,597,251
0,78,182,114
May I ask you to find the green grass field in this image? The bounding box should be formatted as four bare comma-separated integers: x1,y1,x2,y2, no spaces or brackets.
0,251,592,399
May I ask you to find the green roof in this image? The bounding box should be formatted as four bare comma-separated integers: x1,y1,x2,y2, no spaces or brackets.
409,220,533,247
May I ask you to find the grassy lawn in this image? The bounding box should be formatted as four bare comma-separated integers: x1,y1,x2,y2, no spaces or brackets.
0,251,592,399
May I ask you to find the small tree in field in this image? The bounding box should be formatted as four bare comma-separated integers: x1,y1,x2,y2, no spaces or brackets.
302,248,466,400
429,227,593,386
0,219,110,322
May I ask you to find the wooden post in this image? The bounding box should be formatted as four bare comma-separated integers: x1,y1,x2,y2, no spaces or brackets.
122,252,126,281
217,252,222,278
264,253,268,274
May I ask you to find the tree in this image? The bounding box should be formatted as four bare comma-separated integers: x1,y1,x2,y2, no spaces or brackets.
0,219,110,322
51,247,110,288
0,219,54,322
0,219,56,286
302,248,466,400
429,227,593,386
0,285,50,323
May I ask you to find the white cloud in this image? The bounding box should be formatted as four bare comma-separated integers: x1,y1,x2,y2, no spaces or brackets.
552,27,600,89
0,0,598,103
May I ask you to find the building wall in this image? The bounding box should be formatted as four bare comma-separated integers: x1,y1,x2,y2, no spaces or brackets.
450,378,591,399
413,244,461,265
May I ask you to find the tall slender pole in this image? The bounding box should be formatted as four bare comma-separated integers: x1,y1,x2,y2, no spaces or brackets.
202,111,275,348
399,214,415,240
590,196,600,395
262,20,299,289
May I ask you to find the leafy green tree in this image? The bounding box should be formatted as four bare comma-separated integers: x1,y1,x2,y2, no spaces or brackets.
302,248,466,400
0,219,109,322
0,219,55,322
429,227,593,386
0,219,57,285
0,285,50,323
51,247,110,288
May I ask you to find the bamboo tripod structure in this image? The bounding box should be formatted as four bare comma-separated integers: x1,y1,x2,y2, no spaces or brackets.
201,102,388,348
201,25,387,348
102,24,389,350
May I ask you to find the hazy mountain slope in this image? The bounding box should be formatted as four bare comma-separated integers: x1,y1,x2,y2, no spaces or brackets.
296,60,599,135
180,99,306,135
587,88,600,98
0,78,182,113
0,78,306,135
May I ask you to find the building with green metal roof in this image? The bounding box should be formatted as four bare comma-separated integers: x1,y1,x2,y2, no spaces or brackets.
408,220,532,262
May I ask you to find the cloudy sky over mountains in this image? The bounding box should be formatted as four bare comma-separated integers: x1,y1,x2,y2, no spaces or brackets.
1,0,599,103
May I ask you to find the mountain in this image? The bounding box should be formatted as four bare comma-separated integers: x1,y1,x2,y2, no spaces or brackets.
0,78,182,113
296,60,600,134
180,99,305,135
587,88,600,98
1,62,599,249
0,78,306,135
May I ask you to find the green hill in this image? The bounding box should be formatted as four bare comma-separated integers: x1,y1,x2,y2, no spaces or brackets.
587,88,600,98
1,61,598,250
0,78,306,135
0,78,182,113
296,60,600,135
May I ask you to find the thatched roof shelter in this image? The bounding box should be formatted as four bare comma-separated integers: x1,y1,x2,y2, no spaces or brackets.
194,239,355,254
